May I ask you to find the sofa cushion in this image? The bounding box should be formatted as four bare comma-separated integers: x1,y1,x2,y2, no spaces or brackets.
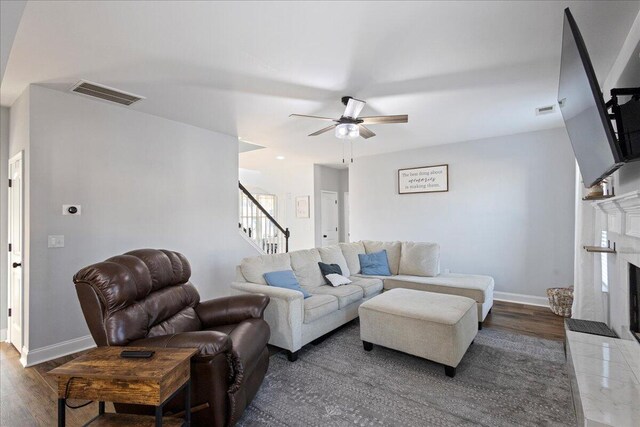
339,242,366,275
240,253,291,285
399,242,440,277
318,245,351,277
359,251,392,276
290,249,325,289
349,277,384,298
382,273,494,303
310,285,364,308
303,294,339,323
363,241,401,275
263,270,310,298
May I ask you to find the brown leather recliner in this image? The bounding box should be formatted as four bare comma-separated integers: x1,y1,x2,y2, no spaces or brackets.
73,249,270,426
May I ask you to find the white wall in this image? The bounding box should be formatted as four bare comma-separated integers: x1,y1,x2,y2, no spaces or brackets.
313,165,349,246
0,106,9,339
12,85,256,356
350,127,576,299
239,162,315,251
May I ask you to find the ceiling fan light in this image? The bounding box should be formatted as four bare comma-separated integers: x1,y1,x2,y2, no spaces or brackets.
335,123,359,139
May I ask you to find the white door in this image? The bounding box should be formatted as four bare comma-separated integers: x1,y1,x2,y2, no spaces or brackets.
343,192,350,243
321,191,339,247
8,152,23,353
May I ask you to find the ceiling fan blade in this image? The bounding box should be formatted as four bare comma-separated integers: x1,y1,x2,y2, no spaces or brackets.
358,125,376,139
359,115,408,124
309,124,337,136
343,97,366,118
290,114,336,121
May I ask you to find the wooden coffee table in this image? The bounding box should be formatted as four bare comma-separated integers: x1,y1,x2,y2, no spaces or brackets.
48,346,197,426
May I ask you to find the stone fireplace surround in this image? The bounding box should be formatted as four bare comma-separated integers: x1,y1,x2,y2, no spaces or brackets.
566,190,640,427
593,189,640,340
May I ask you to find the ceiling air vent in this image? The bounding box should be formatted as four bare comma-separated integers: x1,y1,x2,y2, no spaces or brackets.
535,104,556,115
70,81,144,106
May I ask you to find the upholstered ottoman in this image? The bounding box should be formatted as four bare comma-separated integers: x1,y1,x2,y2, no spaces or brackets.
358,288,478,377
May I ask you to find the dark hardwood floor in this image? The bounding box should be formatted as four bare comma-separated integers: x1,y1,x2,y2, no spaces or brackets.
484,300,566,341
0,300,565,426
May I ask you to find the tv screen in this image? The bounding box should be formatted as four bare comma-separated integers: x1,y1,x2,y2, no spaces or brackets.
558,8,623,187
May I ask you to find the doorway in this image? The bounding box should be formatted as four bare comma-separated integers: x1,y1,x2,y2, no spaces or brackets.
7,152,23,353
320,191,339,247
343,192,350,243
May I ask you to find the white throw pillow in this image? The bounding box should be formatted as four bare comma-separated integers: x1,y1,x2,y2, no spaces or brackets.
325,273,352,287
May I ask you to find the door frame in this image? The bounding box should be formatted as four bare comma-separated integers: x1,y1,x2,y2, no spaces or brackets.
7,151,24,354
320,190,339,247
343,192,349,243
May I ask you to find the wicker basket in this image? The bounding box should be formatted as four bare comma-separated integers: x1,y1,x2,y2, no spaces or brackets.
546,287,574,317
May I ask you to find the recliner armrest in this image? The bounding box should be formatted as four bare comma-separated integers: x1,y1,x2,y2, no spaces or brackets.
195,294,270,328
128,330,231,361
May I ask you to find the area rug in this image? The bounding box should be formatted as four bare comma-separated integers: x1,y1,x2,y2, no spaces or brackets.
238,321,575,426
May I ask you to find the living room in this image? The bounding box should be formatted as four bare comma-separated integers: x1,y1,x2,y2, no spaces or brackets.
1,1,639,426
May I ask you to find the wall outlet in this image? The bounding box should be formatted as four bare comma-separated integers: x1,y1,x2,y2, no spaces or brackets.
62,205,81,215
48,235,64,248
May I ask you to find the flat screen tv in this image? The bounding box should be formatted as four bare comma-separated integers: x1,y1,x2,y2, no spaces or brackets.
558,8,624,187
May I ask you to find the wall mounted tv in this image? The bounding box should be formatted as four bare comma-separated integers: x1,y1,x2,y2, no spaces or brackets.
558,8,640,188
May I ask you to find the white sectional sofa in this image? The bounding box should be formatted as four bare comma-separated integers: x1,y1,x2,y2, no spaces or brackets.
231,240,494,361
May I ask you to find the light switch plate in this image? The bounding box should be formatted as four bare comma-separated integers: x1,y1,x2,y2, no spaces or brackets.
62,205,81,215
48,235,64,248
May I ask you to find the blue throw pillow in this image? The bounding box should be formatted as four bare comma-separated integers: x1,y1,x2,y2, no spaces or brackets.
263,270,311,298
359,250,392,276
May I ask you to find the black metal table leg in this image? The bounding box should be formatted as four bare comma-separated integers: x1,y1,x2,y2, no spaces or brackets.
184,379,191,426
98,401,105,415
155,405,163,427
58,398,65,427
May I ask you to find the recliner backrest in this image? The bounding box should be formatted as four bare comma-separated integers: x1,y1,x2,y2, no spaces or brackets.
74,249,201,346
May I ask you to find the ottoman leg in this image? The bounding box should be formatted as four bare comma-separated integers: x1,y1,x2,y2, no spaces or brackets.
363,341,373,351
445,366,456,378
287,351,299,362
478,322,483,330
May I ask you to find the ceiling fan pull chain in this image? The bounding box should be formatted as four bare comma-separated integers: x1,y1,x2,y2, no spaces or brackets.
350,141,354,163
342,141,345,164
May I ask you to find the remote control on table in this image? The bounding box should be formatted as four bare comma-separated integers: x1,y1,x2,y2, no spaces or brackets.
120,350,155,359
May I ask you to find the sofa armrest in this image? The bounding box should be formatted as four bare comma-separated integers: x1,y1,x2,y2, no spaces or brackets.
195,294,270,328
231,281,304,301
230,282,304,352
128,330,231,362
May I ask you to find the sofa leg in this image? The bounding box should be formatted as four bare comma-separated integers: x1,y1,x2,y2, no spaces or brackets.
478,322,483,330
445,366,456,378
363,341,373,351
287,351,298,362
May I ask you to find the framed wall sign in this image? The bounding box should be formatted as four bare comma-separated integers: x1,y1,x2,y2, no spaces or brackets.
295,196,310,218
398,164,449,194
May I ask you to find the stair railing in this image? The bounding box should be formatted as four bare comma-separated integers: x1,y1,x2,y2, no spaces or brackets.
239,182,290,253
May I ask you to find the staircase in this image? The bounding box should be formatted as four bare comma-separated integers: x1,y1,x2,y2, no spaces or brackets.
239,182,290,254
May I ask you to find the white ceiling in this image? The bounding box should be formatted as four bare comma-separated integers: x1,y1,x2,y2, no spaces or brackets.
2,1,639,167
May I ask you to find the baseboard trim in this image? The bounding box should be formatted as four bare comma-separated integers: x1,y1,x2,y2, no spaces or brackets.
0,328,6,342
494,291,549,308
19,335,96,367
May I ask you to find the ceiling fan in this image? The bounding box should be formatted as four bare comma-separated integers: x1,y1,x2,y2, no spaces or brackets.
290,96,408,140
